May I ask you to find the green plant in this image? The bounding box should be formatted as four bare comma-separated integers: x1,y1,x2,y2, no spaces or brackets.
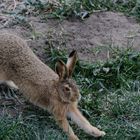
1,0,139,21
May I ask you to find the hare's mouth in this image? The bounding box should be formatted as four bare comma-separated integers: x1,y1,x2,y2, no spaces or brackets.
71,94,81,102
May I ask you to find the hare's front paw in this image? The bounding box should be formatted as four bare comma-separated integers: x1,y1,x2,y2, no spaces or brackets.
96,131,106,137
69,135,79,140
90,127,106,137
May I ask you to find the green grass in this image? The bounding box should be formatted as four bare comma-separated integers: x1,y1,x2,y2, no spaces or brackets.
3,0,140,20
1,0,140,140
0,47,140,140
46,0,137,19
23,0,136,19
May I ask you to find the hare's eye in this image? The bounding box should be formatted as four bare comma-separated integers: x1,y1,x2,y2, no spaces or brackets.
65,86,70,91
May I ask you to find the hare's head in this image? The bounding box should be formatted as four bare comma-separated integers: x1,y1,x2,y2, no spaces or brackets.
55,50,80,103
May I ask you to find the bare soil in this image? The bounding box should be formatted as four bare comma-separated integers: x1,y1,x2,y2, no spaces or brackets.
0,8,140,62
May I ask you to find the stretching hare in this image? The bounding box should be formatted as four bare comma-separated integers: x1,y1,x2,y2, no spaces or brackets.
0,33,105,140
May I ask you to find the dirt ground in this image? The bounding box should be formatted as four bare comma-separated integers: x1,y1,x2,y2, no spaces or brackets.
0,1,140,62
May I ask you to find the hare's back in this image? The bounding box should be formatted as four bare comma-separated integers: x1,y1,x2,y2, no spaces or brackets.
0,33,30,57
0,33,59,82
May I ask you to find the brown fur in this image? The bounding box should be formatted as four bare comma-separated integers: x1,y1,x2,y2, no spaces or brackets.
0,33,105,140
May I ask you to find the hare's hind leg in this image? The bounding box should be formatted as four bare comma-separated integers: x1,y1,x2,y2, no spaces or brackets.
68,106,106,138
0,71,18,90
4,81,18,90
0,80,18,90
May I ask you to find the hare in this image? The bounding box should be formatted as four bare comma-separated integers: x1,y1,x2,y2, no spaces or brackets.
0,33,105,140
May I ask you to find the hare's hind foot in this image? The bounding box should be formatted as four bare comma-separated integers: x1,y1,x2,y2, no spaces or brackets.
0,80,19,90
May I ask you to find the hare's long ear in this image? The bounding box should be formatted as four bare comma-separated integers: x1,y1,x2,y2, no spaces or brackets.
55,60,68,80
66,50,78,77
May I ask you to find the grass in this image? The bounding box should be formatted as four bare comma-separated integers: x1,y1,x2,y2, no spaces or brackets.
20,0,138,19
0,0,140,139
46,0,137,19
1,0,140,21
0,47,140,140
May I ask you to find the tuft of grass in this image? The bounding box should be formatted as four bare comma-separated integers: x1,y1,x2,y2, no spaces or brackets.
0,114,67,140
43,0,138,19
2,0,139,21
42,0,139,19
45,46,140,90
131,0,140,21
0,116,35,140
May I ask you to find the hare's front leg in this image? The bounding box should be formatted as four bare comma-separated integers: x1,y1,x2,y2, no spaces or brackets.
68,106,106,137
55,117,79,140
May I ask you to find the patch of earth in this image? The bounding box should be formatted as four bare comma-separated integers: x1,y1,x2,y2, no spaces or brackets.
0,11,140,63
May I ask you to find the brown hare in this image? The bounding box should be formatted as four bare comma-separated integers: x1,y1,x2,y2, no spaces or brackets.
0,33,105,140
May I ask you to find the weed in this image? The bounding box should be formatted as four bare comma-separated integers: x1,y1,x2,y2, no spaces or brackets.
44,0,138,19
1,0,139,20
